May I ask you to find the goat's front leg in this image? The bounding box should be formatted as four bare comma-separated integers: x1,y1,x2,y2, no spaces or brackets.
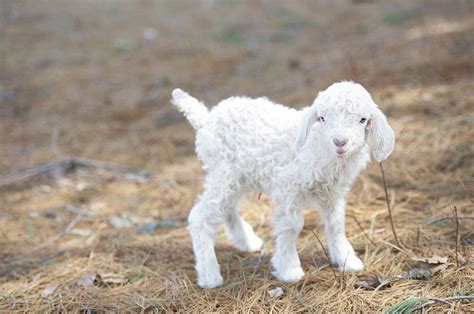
321,197,363,272
271,204,305,283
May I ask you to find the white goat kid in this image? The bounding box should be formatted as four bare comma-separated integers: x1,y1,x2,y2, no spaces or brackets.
171,81,395,288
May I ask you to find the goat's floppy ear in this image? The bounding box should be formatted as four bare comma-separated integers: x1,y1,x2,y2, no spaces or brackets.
368,105,395,162
296,106,318,149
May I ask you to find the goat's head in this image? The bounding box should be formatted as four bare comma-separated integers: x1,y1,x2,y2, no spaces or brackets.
297,81,395,162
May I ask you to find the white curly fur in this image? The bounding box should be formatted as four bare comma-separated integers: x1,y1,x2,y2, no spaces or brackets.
171,81,395,288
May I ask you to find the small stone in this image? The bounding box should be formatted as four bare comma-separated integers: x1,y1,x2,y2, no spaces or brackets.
268,287,284,298
41,285,58,298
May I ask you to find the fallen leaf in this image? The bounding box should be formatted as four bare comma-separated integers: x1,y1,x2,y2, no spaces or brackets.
411,255,449,276
411,255,448,264
430,263,449,274
399,268,431,280
100,273,128,285
77,274,98,287
268,287,284,298
354,275,393,290
354,276,380,289
41,284,58,298
76,273,127,287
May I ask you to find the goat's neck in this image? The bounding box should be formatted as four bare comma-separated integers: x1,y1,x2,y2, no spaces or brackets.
296,142,369,191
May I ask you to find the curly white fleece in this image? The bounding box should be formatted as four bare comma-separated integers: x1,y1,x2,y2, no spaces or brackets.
171,81,395,288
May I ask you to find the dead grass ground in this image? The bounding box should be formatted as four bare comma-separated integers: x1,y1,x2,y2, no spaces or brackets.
0,0,473,312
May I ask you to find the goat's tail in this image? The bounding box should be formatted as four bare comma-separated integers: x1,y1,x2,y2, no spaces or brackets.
171,88,209,130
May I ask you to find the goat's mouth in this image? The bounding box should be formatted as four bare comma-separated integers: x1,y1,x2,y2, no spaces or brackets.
336,148,348,157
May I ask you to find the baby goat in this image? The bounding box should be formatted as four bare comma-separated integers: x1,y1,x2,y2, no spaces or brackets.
171,81,395,288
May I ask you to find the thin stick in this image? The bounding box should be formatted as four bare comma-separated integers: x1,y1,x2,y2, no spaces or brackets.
51,126,62,158
351,210,376,246
454,206,460,267
415,296,474,311
416,227,421,246
427,216,474,224
378,239,408,254
379,162,400,247
428,298,453,306
0,160,73,187
51,127,64,184
0,157,150,188
66,204,96,218
0,215,81,264
310,230,337,280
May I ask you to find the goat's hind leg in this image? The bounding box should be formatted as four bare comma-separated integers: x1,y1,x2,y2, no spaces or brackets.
223,195,263,253
188,194,225,289
188,176,258,288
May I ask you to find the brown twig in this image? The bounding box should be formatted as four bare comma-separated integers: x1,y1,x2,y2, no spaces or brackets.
379,161,400,247
310,230,337,280
415,296,474,311
0,215,82,264
351,210,376,246
416,227,421,246
454,206,460,267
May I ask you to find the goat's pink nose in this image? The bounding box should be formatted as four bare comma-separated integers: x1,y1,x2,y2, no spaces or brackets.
333,138,348,147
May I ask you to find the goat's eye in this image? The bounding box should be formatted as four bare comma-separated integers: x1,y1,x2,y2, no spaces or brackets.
318,116,325,122
359,118,367,124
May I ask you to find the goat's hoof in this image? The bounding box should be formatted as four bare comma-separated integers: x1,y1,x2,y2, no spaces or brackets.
272,266,305,283
233,235,264,253
337,255,364,272
197,273,224,289
245,235,264,252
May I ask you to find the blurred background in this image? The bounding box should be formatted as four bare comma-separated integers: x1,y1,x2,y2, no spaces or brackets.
0,0,473,312
1,0,472,169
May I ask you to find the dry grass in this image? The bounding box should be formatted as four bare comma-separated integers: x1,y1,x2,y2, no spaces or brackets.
1,0,473,312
